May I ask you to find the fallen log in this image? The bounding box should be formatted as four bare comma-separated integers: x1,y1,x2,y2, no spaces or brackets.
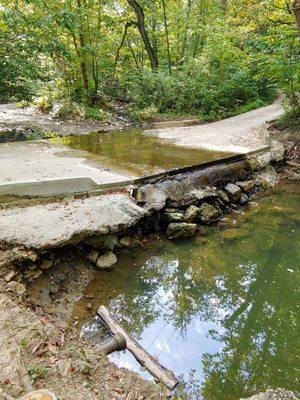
98,305,179,391
98,332,126,355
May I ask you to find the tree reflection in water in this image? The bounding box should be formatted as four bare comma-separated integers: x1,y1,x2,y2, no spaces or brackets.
76,183,299,400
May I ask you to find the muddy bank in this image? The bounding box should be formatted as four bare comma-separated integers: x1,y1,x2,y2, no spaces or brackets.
0,103,131,141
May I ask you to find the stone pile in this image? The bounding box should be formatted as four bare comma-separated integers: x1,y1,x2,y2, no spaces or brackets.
158,179,256,240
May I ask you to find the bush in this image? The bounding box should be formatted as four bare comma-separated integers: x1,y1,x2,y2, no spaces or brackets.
84,106,110,121
114,54,275,121
53,100,84,121
124,104,158,123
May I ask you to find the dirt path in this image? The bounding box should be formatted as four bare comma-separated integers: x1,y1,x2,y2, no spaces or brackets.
148,97,283,153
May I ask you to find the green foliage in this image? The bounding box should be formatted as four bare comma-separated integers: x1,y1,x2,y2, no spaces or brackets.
274,107,300,131
84,107,110,121
53,101,83,121
0,0,298,122
124,104,158,122
26,365,48,381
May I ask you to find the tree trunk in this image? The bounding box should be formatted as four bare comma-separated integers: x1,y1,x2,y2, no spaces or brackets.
127,0,158,70
76,0,89,100
162,0,172,74
179,0,192,63
293,0,300,39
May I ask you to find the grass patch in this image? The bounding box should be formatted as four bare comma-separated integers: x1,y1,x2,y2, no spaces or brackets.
84,106,110,122
26,365,48,381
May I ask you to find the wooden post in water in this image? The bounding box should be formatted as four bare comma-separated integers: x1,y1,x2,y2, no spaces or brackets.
98,332,126,355
98,305,179,391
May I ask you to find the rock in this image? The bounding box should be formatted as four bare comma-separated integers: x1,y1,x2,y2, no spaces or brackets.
162,211,184,223
103,234,118,250
87,249,99,264
217,190,230,204
96,251,117,270
7,281,26,295
236,180,255,193
240,193,249,205
30,269,43,280
255,166,279,189
84,234,118,250
49,283,59,294
240,388,298,400
19,389,57,400
134,184,167,211
248,152,271,171
119,236,140,248
13,247,38,262
224,183,242,202
5,270,17,282
197,203,220,223
167,223,197,239
270,140,285,163
184,205,199,222
189,188,218,201
41,259,53,270
56,359,73,377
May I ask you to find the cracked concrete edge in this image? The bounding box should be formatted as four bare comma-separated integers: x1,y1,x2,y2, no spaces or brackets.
0,145,272,207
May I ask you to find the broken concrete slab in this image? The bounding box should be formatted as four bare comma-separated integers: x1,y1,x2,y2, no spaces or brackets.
0,194,148,250
0,141,133,190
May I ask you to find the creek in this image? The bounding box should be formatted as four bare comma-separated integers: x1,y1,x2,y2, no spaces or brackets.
73,182,300,399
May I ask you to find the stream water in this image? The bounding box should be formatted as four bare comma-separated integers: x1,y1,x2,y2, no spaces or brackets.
50,130,234,177
73,182,300,399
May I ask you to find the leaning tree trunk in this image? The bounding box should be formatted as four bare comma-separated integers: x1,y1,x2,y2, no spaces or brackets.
127,0,158,70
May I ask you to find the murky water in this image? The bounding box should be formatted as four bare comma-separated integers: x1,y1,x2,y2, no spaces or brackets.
74,183,300,399
50,130,234,177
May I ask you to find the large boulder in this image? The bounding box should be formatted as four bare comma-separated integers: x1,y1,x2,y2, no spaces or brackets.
224,183,242,202
167,222,197,239
197,202,220,223
95,251,117,270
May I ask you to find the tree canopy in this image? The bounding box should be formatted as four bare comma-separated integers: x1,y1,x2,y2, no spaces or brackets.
0,0,299,120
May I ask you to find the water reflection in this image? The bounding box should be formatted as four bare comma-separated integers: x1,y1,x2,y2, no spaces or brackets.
74,183,300,399
50,130,234,177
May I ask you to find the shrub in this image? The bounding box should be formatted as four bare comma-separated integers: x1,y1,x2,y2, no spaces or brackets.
84,106,110,121
53,101,84,121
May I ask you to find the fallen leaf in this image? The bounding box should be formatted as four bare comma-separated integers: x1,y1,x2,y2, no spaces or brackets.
115,388,124,394
48,344,58,355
